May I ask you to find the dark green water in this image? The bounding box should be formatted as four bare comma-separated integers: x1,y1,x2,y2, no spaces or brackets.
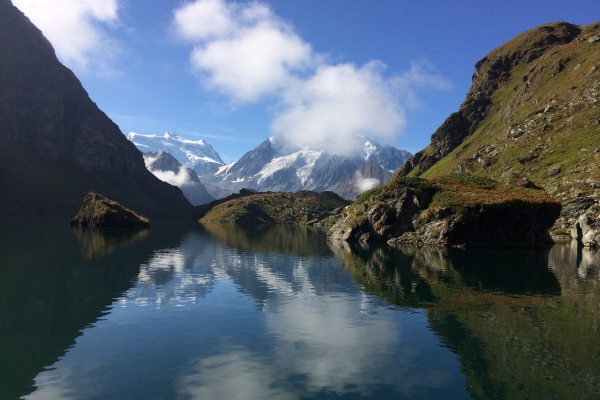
1,218,599,399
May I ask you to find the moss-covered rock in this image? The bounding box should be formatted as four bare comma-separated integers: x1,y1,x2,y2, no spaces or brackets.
199,190,349,225
328,174,561,247
71,193,150,227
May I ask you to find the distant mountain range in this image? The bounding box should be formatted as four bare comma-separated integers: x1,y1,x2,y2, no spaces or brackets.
127,132,224,176
128,132,411,200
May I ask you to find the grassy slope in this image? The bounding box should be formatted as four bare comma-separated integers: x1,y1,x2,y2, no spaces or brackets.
415,22,600,202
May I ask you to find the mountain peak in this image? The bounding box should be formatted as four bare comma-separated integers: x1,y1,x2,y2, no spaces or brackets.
127,131,224,175
204,134,411,199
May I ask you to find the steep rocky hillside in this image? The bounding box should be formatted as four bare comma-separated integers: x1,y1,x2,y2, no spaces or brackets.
0,0,192,217
396,22,600,236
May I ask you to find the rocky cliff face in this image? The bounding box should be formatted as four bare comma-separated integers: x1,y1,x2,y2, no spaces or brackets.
395,21,600,243
397,22,582,177
0,0,192,216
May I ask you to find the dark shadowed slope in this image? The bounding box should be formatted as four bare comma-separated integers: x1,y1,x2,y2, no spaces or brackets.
0,0,192,217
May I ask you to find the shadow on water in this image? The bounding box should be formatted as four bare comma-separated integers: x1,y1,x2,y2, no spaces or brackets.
330,240,600,400
0,217,198,400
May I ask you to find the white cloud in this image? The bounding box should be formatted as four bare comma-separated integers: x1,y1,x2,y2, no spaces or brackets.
273,61,406,155
13,0,121,73
392,60,453,110
353,171,380,194
144,154,194,187
173,0,450,152
174,0,311,102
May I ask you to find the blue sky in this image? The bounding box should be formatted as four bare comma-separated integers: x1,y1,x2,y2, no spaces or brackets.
14,0,600,163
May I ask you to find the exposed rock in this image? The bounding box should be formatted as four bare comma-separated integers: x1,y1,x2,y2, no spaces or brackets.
143,151,214,206
0,0,192,217
200,190,350,225
71,193,150,228
550,196,598,239
328,174,560,247
571,212,600,248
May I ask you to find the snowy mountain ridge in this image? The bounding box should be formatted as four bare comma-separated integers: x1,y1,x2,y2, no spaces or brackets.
126,132,224,176
205,134,412,199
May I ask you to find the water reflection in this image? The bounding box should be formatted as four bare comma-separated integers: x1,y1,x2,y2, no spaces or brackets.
71,226,148,259
8,221,600,399
331,240,600,399
22,223,469,400
0,218,195,400
200,222,332,255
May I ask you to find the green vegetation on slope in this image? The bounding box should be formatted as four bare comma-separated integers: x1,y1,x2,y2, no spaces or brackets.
395,21,600,238
199,190,350,225
71,193,150,227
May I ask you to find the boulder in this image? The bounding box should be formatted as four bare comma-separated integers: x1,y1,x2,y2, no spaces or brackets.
71,193,149,228
572,213,600,248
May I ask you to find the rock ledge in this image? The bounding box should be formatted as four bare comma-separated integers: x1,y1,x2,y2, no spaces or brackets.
328,174,561,247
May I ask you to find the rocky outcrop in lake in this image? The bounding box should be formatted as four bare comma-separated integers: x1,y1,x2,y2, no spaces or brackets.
71,193,150,228
328,174,561,247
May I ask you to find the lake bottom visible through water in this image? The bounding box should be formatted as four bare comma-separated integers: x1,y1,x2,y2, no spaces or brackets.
1,218,599,399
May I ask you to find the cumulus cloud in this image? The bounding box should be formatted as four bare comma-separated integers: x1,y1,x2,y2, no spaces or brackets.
174,0,311,102
173,0,450,153
273,61,405,154
13,0,121,72
353,171,380,194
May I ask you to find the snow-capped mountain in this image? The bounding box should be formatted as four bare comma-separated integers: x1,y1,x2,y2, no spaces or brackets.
203,135,412,199
143,151,214,206
126,132,224,176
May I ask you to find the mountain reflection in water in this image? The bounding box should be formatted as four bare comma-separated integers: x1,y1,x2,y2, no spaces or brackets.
2,220,599,399
331,240,600,399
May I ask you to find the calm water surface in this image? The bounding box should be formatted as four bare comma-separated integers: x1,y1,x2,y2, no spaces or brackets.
1,218,599,399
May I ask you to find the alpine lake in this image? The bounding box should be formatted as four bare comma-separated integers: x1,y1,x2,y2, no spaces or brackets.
1,217,599,400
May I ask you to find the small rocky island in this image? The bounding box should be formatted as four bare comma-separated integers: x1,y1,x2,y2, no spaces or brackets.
200,190,350,225
71,193,150,228
328,174,561,247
